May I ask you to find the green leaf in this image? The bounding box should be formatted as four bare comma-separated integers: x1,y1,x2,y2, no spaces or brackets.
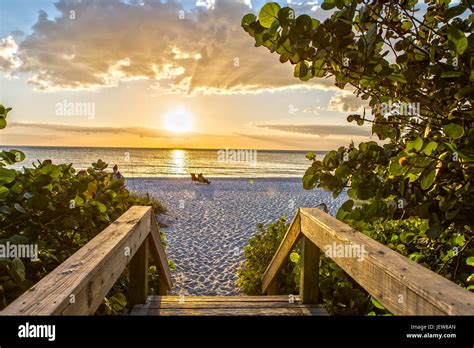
420,167,437,190
443,123,464,139
295,14,312,34
423,141,438,156
278,7,295,27
0,168,16,184
371,297,385,310
445,5,467,21
241,13,256,28
294,61,309,78
303,166,319,190
406,137,423,152
259,2,281,28
466,257,474,267
0,186,9,198
448,25,467,55
401,21,413,31
290,252,300,263
321,0,336,11
96,202,107,213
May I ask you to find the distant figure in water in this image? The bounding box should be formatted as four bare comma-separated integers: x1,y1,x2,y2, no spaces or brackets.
113,164,123,179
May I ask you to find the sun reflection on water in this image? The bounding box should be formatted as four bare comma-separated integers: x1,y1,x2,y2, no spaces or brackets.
170,149,187,175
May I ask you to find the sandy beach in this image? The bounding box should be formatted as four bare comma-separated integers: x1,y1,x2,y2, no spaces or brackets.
127,178,347,296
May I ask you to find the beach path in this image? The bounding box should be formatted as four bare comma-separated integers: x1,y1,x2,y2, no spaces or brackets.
127,178,346,295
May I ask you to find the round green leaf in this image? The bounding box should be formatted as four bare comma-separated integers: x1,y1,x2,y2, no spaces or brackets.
241,13,256,28
278,7,295,27
259,2,281,28
443,123,464,139
321,0,336,10
290,252,300,263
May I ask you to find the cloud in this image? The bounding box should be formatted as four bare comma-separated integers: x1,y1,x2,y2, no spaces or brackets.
4,0,336,94
0,36,22,74
8,121,195,138
253,123,371,137
328,93,369,113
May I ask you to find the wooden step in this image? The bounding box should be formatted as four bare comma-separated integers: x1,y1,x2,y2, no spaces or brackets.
129,295,328,316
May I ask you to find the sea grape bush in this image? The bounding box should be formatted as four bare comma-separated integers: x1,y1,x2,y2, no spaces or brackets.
240,0,474,313
237,217,299,295
0,106,168,313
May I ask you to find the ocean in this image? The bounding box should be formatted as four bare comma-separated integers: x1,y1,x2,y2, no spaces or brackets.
1,146,327,178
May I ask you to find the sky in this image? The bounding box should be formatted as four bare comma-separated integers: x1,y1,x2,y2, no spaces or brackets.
0,0,372,150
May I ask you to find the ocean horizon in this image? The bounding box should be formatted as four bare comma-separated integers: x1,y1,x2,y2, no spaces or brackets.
1,146,328,178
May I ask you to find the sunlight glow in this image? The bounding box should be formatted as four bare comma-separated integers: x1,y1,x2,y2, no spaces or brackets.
170,149,186,175
163,106,194,133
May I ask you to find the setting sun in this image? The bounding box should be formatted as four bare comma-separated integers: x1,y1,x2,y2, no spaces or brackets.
163,106,194,133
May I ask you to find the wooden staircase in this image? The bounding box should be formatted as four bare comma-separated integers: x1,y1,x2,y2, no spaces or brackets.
130,295,327,316
2,206,474,316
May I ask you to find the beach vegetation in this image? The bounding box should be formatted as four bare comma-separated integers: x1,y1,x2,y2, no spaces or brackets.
241,1,473,314
0,107,170,313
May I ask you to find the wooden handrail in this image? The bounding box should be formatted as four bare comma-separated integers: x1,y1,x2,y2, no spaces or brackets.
262,208,474,315
1,206,172,315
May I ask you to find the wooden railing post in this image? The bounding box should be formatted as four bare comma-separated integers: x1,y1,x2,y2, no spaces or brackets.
129,235,149,306
299,236,320,304
261,211,302,295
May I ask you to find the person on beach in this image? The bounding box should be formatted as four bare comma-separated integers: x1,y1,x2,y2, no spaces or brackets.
113,164,123,179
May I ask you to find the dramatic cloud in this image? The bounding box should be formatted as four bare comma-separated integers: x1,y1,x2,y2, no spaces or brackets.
3,0,335,94
253,123,371,137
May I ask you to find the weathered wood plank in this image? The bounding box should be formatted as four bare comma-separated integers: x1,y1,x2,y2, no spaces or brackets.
135,302,320,309
262,210,302,294
299,236,320,304
1,206,153,315
129,236,149,306
299,208,474,315
147,295,300,302
130,306,327,316
149,213,172,293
